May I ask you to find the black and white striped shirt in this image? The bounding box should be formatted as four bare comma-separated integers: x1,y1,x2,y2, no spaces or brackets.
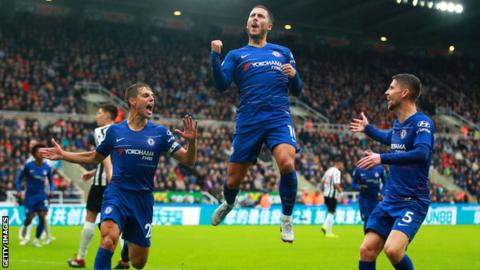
92,124,111,186
322,167,341,198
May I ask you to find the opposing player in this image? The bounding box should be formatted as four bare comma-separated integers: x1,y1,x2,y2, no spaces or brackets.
350,74,435,270
352,165,386,232
210,5,303,243
16,143,54,247
320,160,343,238
40,83,197,269
67,104,129,268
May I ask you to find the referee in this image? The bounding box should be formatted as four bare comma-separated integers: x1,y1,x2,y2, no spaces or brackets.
68,104,118,268
321,159,343,238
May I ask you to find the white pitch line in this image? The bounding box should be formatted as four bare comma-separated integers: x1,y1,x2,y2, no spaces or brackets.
11,259,182,270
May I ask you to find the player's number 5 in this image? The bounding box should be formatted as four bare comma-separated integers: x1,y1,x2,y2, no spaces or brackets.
401,211,414,224
145,223,152,238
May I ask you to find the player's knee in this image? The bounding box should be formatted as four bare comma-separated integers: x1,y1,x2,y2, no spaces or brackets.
225,181,239,190
38,212,47,220
279,160,295,174
359,243,377,260
100,234,118,251
131,258,147,269
226,173,243,189
23,218,32,226
38,217,45,226
383,245,403,261
85,210,98,223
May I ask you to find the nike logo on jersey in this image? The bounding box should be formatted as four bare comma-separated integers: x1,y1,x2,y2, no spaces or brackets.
240,54,250,59
116,138,125,142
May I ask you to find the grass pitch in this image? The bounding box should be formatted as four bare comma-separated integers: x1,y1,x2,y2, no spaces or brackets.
8,225,480,270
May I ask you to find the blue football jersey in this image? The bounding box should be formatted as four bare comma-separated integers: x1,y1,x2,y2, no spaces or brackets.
16,161,54,198
352,166,386,201
96,121,181,191
383,112,435,202
212,43,303,133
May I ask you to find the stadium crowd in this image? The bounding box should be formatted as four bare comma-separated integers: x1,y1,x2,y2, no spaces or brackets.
297,50,480,128
433,137,480,202
0,116,95,199
1,15,479,129
1,116,477,203
1,15,479,203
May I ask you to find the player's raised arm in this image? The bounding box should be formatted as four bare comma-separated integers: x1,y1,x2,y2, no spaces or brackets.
211,40,235,92
350,112,392,145
38,139,105,165
282,50,303,97
171,114,198,168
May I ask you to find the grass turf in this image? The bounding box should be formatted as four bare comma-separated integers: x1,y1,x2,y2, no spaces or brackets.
8,225,480,270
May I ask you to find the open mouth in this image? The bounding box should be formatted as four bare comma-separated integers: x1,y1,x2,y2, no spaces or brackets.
386,97,393,107
146,104,153,114
251,23,259,29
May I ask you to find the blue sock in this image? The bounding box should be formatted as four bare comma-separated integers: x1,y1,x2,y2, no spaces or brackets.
223,183,239,205
279,172,298,216
394,255,413,270
94,247,113,270
359,260,376,270
35,220,45,239
121,241,129,262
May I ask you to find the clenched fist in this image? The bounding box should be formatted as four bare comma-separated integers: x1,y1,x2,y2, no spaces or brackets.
211,40,223,54
282,64,296,78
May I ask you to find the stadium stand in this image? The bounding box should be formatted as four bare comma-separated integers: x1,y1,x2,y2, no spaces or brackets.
1,14,479,203
1,14,479,129
2,115,477,203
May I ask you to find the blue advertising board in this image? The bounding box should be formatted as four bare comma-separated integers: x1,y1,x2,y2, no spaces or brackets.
1,204,479,226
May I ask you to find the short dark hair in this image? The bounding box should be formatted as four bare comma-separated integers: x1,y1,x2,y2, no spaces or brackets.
99,104,118,120
31,143,46,156
125,83,151,108
392,73,422,102
253,5,274,25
